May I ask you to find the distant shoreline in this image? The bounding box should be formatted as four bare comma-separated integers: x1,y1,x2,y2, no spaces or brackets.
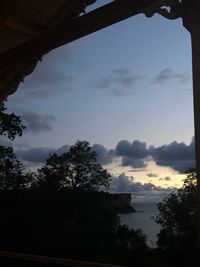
106,193,136,214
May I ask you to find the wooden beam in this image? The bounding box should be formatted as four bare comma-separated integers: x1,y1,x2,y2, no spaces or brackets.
183,8,200,262
0,250,125,267
0,0,21,26
5,16,42,36
46,0,158,49
45,0,84,32
0,0,160,64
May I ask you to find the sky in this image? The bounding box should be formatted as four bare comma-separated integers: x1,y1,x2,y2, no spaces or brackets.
4,1,196,200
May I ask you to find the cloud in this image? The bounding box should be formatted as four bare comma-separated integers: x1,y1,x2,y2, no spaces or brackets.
114,138,195,172
21,112,56,133
121,157,148,169
116,140,149,168
153,68,191,86
146,173,158,178
164,176,172,181
107,173,175,197
94,68,190,96
92,144,114,165
159,177,172,181
17,143,114,166
149,138,195,172
17,145,69,164
15,137,195,173
18,47,75,98
95,68,143,96
108,173,134,193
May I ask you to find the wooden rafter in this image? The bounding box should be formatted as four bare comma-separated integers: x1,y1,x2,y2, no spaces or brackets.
0,0,195,101
0,0,21,26
0,0,159,64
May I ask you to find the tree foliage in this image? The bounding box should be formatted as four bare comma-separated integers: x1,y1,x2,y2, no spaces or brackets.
0,103,149,265
154,169,198,253
38,140,111,191
0,102,25,140
0,190,148,265
0,102,31,190
0,146,30,190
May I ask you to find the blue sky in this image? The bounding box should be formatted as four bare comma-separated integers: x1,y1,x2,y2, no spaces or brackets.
6,10,195,193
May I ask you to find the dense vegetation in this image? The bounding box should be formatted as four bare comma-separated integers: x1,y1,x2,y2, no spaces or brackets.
153,169,198,266
0,103,149,266
0,102,199,266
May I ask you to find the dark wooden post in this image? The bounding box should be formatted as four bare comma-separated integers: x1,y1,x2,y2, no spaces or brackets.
183,8,200,260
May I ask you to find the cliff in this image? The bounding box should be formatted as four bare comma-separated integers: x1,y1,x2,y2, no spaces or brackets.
105,193,136,214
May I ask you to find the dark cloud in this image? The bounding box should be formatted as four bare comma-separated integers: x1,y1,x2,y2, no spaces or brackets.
95,68,143,96
18,47,75,98
116,140,149,168
164,177,172,181
17,143,113,166
146,173,158,178
17,145,69,164
92,144,114,165
17,143,114,166
116,140,148,158
153,68,191,86
115,138,195,172
15,137,195,173
149,138,195,173
108,173,134,193
159,177,172,181
21,112,56,133
107,173,175,197
121,157,147,169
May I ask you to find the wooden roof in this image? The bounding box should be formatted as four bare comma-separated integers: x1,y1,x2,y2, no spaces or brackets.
0,0,97,101
1,0,119,55
0,0,196,102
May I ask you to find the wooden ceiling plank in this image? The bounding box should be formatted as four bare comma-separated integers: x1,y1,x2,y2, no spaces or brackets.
21,0,58,18
16,4,49,26
0,0,158,64
5,16,42,36
0,27,30,53
35,0,159,53
0,0,21,26
45,0,83,32
2,25,32,39
46,0,67,8
0,0,164,101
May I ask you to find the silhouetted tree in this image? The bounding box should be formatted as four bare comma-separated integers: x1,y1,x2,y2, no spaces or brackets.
0,102,32,190
38,140,111,191
0,103,150,265
0,146,30,190
154,169,198,265
0,189,148,265
0,102,25,140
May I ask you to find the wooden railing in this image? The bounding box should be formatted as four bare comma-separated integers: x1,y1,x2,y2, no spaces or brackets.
0,250,125,267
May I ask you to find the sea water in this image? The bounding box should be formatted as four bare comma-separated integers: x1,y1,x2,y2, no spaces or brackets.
120,201,161,248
